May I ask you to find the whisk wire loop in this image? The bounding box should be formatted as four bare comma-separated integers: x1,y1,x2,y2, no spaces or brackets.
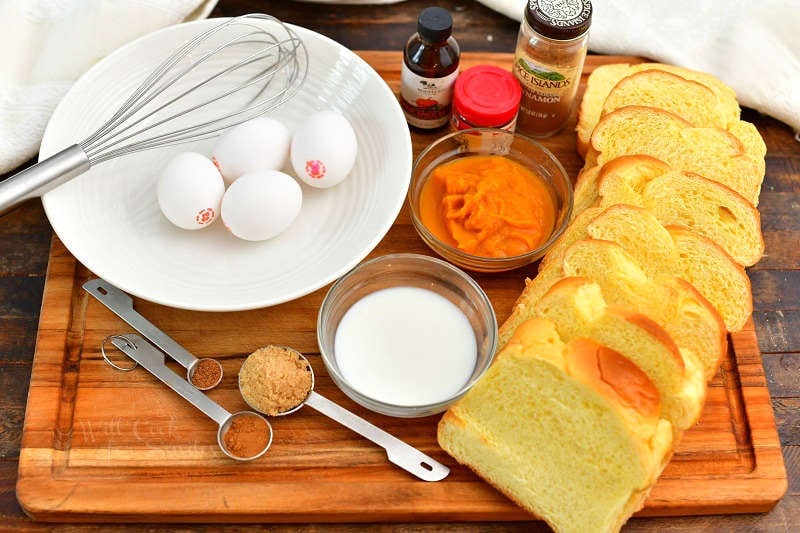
84,37,296,160
79,13,307,164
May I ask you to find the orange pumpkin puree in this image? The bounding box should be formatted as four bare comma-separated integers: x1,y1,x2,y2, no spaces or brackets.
419,155,556,258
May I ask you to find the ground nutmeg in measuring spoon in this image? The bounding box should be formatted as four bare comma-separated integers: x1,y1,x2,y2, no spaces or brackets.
189,358,222,389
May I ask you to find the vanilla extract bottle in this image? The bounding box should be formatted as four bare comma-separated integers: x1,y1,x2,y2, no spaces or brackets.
400,7,460,130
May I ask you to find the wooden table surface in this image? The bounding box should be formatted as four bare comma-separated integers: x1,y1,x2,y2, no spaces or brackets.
1,1,798,531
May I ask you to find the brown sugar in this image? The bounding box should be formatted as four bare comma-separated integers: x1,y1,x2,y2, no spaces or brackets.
190,358,222,389
238,346,313,416
222,413,270,459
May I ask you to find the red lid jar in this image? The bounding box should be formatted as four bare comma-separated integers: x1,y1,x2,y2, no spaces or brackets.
451,65,522,131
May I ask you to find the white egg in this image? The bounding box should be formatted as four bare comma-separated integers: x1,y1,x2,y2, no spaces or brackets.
157,152,224,230
291,110,358,189
221,170,302,241
212,117,291,185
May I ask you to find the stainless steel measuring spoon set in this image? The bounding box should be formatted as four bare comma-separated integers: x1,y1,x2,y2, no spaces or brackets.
85,278,449,480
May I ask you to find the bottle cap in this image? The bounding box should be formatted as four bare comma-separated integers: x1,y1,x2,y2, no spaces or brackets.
417,7,453,42
525,0,592,40
453,65,522,127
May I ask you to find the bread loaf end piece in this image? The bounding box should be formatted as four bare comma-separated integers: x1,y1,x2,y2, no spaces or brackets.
438,317,673,533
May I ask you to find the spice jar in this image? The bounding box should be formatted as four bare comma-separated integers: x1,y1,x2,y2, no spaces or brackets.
513,0,592,137
451,65,522,132
400,7,460,130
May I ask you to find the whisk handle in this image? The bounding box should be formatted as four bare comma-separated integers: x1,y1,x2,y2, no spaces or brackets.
0,145,91,216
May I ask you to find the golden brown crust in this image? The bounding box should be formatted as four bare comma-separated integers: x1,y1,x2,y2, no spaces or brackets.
566,338,662,421
596,154,672,184
591,105,696,153
608,305,685,372
506,313,563,348
593,105,749,164
667,276,729,375
602,69,718,115
543,275,592,295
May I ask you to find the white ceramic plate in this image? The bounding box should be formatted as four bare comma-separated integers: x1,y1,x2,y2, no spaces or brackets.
40,18,411,311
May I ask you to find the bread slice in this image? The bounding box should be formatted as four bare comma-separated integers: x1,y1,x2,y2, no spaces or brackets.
601,70,736,129
576,63,741,158
582,206,753,332
499,238,726,381
668,225,753,334
538,203,750,332
573,155,763,266
534,277,706,430
560,239,724,377
586,106,765,205
438,317,674,533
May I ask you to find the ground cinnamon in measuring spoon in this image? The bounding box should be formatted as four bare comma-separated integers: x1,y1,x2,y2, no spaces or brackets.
222,413,270,458
190,358,222,389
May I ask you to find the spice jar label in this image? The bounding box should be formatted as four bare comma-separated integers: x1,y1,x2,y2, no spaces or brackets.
400,65,459,129
513,54,579,128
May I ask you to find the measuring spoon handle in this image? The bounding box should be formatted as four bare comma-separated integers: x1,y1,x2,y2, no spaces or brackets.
303,391,450,481
111,334,231,427
84,278,197,369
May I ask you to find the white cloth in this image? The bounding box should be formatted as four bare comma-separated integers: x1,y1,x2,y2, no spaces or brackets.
476,0,800,133
0,0,218,174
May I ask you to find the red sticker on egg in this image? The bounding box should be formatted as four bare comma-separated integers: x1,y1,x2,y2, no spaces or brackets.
196,207,216,225
305,160,326,179
210,156,222,173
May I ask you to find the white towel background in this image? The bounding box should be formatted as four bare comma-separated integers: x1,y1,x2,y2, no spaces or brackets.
1,0,797,175
476,0,800,135
0,0,218,174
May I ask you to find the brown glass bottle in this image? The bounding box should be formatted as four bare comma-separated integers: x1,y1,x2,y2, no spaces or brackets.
513,0,592,138
400,7,460,130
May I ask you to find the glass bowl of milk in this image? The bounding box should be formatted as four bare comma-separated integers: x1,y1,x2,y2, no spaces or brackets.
317,253,498,418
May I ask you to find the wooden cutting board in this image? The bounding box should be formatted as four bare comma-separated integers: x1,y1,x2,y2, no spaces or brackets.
17,52,787,523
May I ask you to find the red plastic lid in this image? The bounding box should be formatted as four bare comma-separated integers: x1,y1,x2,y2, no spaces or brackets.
453,65,522,127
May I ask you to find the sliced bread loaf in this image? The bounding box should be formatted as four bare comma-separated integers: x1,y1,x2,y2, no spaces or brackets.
534,277,706,430
559,240,727,380
586,106,765,205
576,63,741,157
582,206,752,332
574,155,764,266
537,203,751,332
601,70,735,130
438,317,674,533
498,238,727,381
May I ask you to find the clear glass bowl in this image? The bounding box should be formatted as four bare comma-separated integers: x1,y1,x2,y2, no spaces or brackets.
317,253,497,418
408,127,573,272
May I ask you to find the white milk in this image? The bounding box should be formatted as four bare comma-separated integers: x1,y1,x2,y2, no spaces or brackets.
334,286,478,406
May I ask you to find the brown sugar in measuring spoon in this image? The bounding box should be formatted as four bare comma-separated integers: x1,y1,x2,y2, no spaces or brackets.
238,346,450,481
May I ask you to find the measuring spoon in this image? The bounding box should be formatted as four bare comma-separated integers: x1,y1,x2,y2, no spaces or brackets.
238,345,450,482
84,278,223,390
104,333,272,461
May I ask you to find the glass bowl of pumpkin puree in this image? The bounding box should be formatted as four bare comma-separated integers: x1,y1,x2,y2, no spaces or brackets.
409,128,573,272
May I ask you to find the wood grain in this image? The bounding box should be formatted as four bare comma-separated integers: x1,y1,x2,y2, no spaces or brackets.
14,52,787,524
3,1,799,528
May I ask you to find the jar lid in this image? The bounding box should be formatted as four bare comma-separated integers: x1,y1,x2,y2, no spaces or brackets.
417,7,453,42
525,0,592,40
453,65,522,127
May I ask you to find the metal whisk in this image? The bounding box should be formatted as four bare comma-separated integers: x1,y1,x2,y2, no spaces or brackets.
0,13,307,216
